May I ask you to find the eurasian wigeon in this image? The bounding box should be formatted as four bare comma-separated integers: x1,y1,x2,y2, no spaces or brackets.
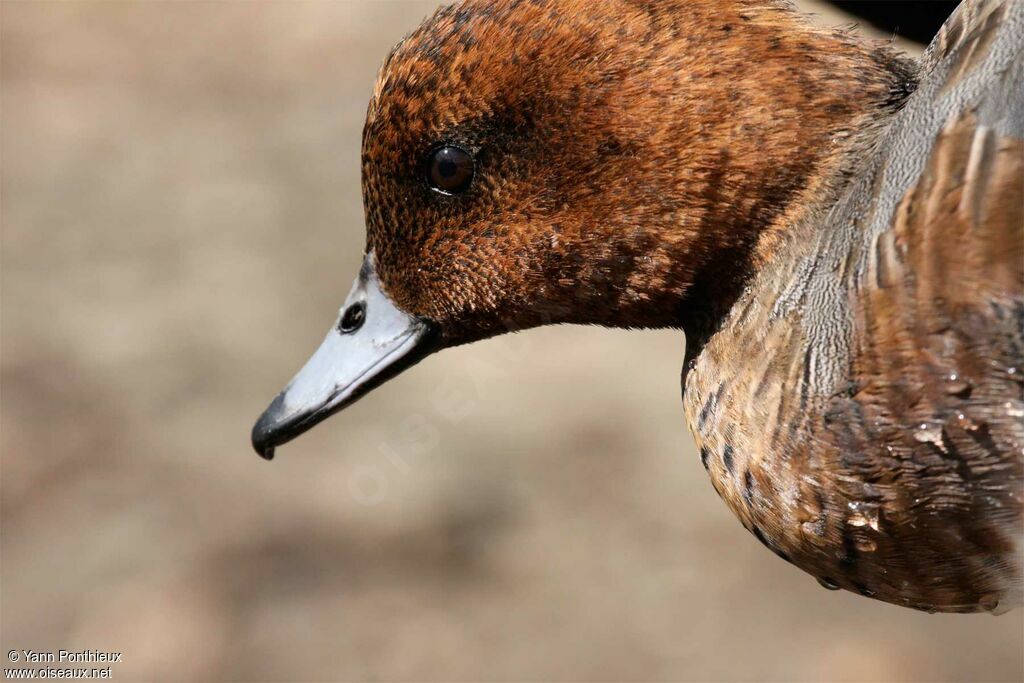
253,0,1023,613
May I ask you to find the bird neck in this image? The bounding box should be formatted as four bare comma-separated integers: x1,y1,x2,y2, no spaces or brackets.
556,7,919,346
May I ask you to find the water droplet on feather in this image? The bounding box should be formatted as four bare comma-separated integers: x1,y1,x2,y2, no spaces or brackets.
855,537,878,552
943,372,972,397
914,423,947,452
980,594,1013,615
801,519,825,538
953,411,982,431
847,501,881,531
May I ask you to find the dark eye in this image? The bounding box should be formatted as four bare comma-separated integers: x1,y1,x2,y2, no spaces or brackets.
425,145,474,195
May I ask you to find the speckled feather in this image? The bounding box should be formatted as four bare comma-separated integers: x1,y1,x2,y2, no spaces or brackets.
686,0,1023,612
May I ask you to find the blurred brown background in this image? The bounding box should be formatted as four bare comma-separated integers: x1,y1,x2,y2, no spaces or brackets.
2,1,1021,681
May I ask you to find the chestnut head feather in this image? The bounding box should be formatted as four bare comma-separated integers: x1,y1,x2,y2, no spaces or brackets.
360,0,909,346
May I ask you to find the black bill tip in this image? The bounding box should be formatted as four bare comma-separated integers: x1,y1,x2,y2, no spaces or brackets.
251,391,287,461
250,253,443,462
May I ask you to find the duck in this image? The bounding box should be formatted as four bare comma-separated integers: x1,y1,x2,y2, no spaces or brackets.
252,0,1023,614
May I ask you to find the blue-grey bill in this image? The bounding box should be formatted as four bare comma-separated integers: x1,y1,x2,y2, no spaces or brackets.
251,254,436,460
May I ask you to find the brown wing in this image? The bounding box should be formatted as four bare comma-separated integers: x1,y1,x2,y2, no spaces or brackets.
826,0,1024,612
684,0,1023,613
839,110,1024,612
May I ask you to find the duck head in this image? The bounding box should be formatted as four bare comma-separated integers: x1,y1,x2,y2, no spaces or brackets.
253,0,908,459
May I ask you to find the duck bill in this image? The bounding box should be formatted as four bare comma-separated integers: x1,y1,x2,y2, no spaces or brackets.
251,255,437,460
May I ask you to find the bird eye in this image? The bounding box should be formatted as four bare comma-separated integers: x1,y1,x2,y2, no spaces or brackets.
425,145,474,195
